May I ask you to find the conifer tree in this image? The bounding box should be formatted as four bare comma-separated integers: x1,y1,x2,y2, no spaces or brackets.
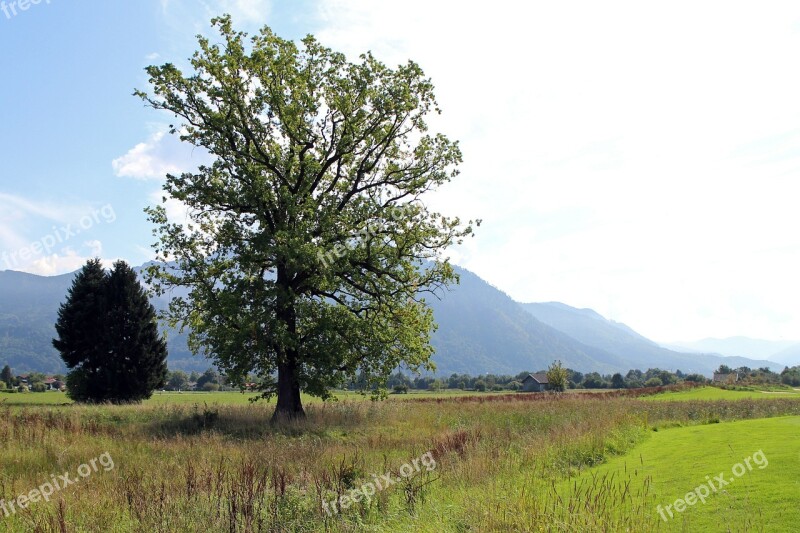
104,260,168,402
53,259,168,403
0,364,12,388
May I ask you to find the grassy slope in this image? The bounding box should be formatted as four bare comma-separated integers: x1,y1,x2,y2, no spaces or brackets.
567,416,800,531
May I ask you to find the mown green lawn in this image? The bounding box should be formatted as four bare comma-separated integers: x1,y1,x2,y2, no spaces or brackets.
644,386,800,401
566,416,800,531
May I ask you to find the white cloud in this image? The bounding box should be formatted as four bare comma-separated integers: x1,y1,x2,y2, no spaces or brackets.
28,251,91,276
311,0,800,341
26,244,117,277
148,190,191,225
0,195,118,275
112,130,187,180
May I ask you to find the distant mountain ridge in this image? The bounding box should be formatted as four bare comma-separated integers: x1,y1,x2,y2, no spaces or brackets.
0,264,782,377
772,344,800,366
426,268,631,375
518,301,782,375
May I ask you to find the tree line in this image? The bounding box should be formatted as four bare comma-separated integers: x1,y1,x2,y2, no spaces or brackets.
370,364,800,392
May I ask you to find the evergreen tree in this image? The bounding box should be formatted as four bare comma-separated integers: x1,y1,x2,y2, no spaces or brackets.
103,261,168,402
53,258,107,370
1,364,13,388
53,259,168,403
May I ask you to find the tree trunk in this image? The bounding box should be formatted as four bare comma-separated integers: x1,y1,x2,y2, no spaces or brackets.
273,358,305,421
272,263,305,421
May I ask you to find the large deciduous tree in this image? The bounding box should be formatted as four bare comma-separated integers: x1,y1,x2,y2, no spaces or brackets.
137,16,476,420
53,259,168,403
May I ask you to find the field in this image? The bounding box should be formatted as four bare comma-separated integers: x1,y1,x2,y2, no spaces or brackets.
1,387,799,531
562,416,800,531
642,386,800,402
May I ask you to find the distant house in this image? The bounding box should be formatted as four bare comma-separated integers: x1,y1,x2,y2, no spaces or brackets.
712,372,738,384
522,373,549,392
43,378,65,391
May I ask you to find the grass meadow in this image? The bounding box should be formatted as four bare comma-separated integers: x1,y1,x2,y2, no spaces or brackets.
642,386,800,402
0,387,798,531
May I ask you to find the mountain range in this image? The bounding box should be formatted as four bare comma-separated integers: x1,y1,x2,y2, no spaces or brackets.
0,264,783,377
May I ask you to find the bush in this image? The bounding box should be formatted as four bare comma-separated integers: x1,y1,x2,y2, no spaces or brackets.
474,380,487,392
30,382,48,393
684,374,708,384
644,377,663,387
17,384,29,393
392,384,409,394
201,382,220,392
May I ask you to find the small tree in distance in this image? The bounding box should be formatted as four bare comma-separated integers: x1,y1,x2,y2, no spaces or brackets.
546,360,568,392
611,373,626,389
166,370,189,391
53,259,168,403
644,377,663,388
1,365,12,388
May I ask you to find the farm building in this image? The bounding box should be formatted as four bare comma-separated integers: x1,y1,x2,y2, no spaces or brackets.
712,372,738,384
522,373,549,392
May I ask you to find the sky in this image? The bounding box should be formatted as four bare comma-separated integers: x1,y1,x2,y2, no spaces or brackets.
2,0,800,343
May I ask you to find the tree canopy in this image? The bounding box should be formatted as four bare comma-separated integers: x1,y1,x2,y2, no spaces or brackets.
137,15,475,419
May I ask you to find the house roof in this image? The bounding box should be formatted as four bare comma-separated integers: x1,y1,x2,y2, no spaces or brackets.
523,373,549,384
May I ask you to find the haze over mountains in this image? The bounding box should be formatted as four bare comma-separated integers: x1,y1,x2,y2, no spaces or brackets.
666,337,800,367
0,264,782,377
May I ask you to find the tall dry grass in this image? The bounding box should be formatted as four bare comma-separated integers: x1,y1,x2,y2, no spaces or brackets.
1,393,798,532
